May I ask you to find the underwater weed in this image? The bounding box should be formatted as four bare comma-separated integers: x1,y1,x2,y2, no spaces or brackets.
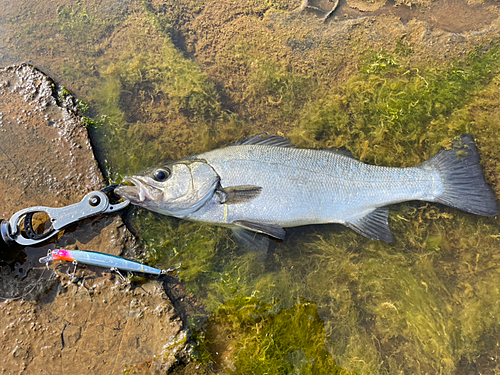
101,37,221,121
199,296,353,374
56,4,115,46
129,211,219,282
295,44,500,166
86,13,245,177
360,49,399,74
248,59,309,120
141,0,205,44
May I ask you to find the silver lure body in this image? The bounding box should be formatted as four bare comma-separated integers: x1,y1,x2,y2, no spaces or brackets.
185,145,441,227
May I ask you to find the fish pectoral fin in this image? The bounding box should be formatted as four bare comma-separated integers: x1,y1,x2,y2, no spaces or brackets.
344,207,393,243
232,220,286,240
218,185,262,204
232,228,271,254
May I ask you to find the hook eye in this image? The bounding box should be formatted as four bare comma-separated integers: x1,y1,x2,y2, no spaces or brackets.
39,253,53,264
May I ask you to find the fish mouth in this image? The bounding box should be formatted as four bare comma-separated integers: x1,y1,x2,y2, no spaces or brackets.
114,177,159,204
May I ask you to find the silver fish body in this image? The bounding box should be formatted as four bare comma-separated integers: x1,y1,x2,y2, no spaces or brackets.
115,134,497,247
184,146,440,225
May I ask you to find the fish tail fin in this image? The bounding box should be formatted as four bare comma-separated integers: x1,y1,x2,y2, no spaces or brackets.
418,134,497,216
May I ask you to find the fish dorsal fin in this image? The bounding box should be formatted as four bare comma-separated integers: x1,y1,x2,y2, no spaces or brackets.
232,219,286,240
321,147,355,159
230,133,295,148
344,207,393,242
217,185,262,204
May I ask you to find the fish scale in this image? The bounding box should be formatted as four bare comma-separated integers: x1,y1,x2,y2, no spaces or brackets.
187,145,441,226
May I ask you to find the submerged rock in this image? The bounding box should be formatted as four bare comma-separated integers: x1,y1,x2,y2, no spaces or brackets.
0,64,190,374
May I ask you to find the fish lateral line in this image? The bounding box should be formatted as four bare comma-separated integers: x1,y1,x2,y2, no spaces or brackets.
40,249,166,276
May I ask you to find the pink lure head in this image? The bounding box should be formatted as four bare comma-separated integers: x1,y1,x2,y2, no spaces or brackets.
52,249,74,262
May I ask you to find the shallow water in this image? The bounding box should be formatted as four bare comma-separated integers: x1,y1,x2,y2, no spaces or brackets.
2,0,500,373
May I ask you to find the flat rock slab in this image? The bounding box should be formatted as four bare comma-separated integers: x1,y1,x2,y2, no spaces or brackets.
0,64,104,214
0,64,187,373
0,280,185,374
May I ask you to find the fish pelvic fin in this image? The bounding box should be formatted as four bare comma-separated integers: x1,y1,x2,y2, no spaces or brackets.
418,134,498,216
344,207,393,243
232,220,286,240
232,228,271,254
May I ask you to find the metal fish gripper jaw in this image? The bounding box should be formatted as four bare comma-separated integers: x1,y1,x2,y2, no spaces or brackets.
2,185,129,246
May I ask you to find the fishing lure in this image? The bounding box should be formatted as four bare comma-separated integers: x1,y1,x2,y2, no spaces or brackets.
39,249,165,275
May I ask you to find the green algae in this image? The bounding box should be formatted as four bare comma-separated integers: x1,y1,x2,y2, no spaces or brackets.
132,212,222,286
248,58,309,121
83,13,247,178
294,45,500,167
217,37,314,129
196,296,353,374
98,36,221,121
57,4,109,44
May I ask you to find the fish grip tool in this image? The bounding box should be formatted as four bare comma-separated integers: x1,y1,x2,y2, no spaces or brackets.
1,185,129,247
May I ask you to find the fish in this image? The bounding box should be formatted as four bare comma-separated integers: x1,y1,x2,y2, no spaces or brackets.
115,134,498,251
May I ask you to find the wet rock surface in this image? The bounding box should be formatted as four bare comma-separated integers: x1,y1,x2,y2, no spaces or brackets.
0,64,189,374
0,64,104,215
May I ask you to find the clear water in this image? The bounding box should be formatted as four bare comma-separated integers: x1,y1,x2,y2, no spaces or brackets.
2,0,500,373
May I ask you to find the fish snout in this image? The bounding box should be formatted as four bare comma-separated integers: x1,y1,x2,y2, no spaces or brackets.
114,179,140,203
115,177,161,204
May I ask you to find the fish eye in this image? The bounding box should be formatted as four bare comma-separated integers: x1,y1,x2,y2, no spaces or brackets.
153,168,170,182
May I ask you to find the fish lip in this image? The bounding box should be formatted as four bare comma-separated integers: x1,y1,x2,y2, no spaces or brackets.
114,179,140,203
115,177,161,204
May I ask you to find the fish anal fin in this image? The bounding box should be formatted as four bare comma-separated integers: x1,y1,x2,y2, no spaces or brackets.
218,185,262,204
344,207,393,242
232,220,286,240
